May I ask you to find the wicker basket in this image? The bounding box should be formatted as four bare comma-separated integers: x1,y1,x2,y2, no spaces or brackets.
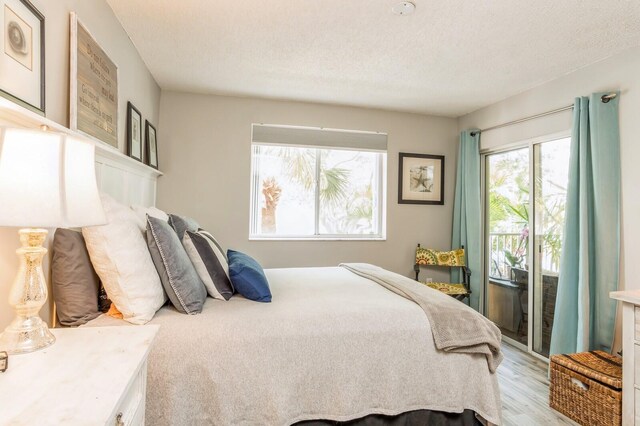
549,351,622,426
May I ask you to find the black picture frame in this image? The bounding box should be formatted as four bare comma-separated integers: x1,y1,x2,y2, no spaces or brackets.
398,152,445,205
126,102,143,162
145,120,158,170
0,0,45,115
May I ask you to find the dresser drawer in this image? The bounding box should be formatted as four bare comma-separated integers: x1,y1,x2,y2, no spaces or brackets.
636,345,640,387
635,388,640,425
635,307,640,342
108,361,147,426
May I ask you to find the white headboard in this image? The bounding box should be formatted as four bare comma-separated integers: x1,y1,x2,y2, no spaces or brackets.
0,97,161,207
95,148,159,207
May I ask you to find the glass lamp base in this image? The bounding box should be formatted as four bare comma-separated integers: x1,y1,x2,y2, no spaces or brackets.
0,228,56,355
0,314,55,354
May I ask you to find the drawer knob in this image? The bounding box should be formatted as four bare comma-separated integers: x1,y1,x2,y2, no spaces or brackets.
115,412,124,426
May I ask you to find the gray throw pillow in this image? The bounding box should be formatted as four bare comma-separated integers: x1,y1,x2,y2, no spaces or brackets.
168,214,200,239
51,229,102,326
146,215,207,314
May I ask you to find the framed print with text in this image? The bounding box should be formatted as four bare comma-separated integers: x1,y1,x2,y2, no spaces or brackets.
70,12,118,147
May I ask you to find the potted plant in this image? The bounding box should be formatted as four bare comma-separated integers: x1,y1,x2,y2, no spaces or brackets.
505,227,529,284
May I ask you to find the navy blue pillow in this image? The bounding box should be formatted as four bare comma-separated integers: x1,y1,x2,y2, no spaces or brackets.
227,250,272,303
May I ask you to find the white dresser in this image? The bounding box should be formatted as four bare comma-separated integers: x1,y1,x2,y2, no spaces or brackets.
611,290,640,426
0,325,158,426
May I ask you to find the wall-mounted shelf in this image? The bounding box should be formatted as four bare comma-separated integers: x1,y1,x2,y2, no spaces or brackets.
0,97,163,179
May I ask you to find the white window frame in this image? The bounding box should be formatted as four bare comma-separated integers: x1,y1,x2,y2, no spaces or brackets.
249,124,387,241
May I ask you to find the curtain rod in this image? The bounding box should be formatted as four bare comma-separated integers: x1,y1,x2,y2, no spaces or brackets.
470,92,617,136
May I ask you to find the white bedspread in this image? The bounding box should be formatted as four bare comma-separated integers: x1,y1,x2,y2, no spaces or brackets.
87,267,502,425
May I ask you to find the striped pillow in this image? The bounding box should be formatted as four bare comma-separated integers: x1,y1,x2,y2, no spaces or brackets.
183,230,234,300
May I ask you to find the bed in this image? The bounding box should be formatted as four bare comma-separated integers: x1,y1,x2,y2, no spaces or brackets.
85,266,502,425
0,94,501,425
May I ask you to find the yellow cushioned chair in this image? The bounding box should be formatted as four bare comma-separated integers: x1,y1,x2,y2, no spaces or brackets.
414,244,471,301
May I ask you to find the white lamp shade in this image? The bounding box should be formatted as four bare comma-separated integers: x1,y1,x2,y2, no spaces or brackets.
0,127,106,228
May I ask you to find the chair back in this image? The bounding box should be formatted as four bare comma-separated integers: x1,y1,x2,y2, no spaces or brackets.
415,246,466,267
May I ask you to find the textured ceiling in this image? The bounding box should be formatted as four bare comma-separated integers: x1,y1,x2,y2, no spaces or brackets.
106,0,640,116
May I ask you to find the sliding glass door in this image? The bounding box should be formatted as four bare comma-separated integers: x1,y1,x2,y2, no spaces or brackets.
484,134,570,358
486,148,530,346
532,137,571,357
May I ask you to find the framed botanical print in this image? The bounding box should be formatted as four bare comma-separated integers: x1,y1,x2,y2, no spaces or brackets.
145,120,158,169
398,152,444,205
126,102,143,162
0,0,44,114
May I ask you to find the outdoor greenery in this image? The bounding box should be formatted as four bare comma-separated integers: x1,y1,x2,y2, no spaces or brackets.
489,147,567,275
262,147,376,234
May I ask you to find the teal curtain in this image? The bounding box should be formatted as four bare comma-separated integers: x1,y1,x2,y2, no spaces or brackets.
550,92,621,356
452,130,482,310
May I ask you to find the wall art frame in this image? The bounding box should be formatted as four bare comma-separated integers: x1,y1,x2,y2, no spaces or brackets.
145,120,158,170
0,0,45,114
126,101,143,162
69,12,118,147
398,152,445,205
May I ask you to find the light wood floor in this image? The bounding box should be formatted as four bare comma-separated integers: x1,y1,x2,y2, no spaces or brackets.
498,342,578,426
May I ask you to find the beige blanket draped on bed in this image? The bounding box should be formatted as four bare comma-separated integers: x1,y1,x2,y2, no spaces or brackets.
340,263,503,373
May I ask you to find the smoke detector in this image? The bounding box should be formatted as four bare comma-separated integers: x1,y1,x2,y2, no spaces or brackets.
392,2,416,16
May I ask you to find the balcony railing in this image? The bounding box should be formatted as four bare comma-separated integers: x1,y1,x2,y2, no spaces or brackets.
489,232,561,279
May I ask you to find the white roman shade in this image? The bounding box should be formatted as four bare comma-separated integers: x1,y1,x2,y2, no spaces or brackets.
252,124,387,152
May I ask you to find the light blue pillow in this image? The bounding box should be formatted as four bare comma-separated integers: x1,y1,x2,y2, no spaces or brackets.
227,250,271,303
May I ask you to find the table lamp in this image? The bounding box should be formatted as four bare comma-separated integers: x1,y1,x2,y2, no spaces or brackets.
0,127,106,354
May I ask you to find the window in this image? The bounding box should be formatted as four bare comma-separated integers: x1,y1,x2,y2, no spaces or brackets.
250,124,387,239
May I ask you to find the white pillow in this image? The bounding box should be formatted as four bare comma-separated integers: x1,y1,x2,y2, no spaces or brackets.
131,205,169,232
82,193,166,324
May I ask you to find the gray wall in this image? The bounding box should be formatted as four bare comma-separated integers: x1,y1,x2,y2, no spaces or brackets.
0,0,160,330
157,92,459,278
